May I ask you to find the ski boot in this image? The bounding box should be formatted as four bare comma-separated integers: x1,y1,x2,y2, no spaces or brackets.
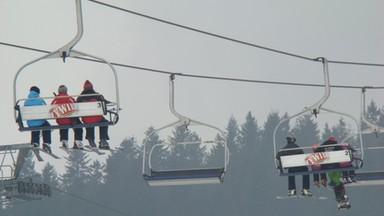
301,189,312,197
288,189,296,196
61,140,69,149
87,139,97,148
73,140,84,149
99,139,110,150
349,175,356,183
43,143,52,154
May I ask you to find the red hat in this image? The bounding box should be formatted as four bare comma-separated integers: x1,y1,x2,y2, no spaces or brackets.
312,143,320,151
328,137,337,142
83,80,93,90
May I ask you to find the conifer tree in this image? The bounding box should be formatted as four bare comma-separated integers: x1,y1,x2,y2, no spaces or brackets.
291,114,320,146
61,150,91,190
226,115,241,152
41,162,60,189
19,151,42,181
165,125,203,169
238,111,261,148
322,123,333,142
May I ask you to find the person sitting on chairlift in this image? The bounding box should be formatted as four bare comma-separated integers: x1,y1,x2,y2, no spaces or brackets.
51,85,84,149
24,86,52,153
77,80,111,149
315,137,350,207
340,143,356,183
276,137,312,197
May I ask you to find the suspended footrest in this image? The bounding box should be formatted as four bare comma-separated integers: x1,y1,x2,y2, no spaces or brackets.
144,168,225,186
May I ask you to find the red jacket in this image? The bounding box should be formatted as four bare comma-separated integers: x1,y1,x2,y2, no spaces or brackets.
77,89,105,123
51,93,78,125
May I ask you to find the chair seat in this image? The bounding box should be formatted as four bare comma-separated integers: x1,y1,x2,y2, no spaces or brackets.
144,168,225,186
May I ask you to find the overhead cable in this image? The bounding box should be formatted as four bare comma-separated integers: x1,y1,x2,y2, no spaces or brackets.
87,0,384,67
52,187,133,216
1,41,384,90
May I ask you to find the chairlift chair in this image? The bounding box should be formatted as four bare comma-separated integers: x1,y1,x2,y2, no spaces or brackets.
142,74,229,186
13,0,120,132
273,57,364,176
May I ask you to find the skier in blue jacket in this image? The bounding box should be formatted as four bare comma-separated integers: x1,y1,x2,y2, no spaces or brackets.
24,86,52,153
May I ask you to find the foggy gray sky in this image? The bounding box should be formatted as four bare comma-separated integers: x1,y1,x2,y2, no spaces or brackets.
1,0,383,162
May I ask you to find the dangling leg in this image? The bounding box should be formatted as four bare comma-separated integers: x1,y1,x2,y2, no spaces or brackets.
330,172,350,209
98,123,110,149
82,127,95,149
287,175,296,196
302,174,312,196
60,128,69,148
42,123,52,153
31,131,40,147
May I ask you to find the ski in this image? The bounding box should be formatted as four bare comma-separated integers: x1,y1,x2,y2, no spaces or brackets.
100,146,124,153
60,146,101,154
31,147,43,161
59,146,73,154
32,147,60,160
84,146,106,155
40,149,60,159
276,195,327,200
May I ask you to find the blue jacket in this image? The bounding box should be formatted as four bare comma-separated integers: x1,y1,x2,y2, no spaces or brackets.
24,90,48,127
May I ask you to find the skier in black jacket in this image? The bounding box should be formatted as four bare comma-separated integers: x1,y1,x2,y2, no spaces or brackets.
276,137,312,196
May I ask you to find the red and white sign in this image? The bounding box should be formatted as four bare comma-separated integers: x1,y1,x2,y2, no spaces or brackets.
305,152,329,165
50,103,78,118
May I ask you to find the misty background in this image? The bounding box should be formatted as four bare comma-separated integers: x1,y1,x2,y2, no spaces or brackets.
1,0,384,215
1,103,384,215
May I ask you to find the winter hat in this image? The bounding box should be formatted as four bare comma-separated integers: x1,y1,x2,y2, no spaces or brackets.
83,80,93,90
30,86,40,94
58,85,68,93
312,143,320,151
328,137,337,142
286,137,296,144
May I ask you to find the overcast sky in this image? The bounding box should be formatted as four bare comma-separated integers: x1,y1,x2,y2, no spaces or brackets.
1,0,383,160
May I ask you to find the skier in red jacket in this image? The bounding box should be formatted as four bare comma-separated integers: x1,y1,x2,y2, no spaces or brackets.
77,80,110,149
51,85,84,149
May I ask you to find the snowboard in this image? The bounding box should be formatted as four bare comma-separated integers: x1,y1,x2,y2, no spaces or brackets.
337,195,351,210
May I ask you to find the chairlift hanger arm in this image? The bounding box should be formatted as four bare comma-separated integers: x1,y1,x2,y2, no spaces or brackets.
311,57,330,116
360,87,382,134
60,0,84,62
169,74,191,126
